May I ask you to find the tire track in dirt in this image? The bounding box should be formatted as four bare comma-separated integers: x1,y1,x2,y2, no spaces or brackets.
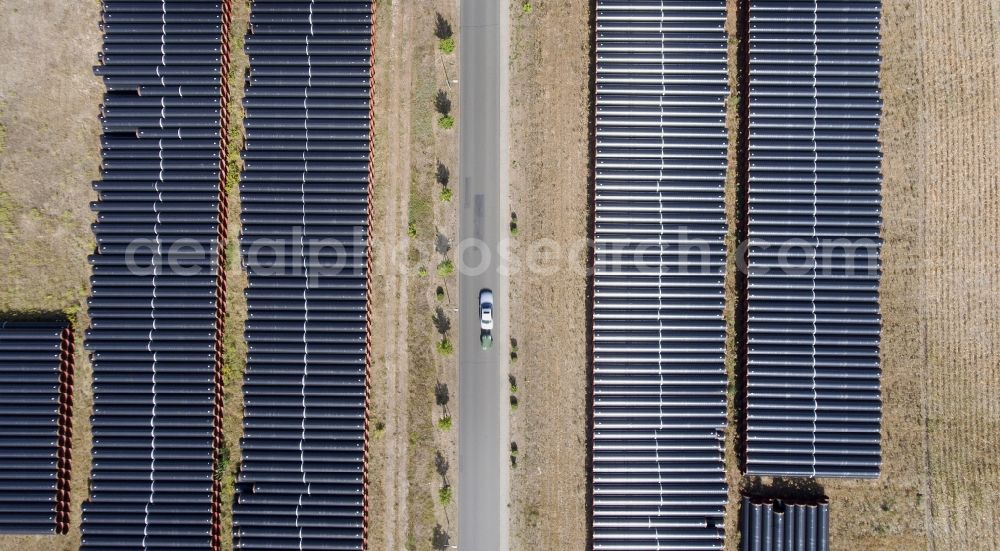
918,1,1000,548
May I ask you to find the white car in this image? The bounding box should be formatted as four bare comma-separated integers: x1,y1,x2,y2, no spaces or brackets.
479,289,494,331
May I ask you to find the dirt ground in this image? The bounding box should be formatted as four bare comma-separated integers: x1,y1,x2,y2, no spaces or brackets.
872,0,1000,549
0,0,100,317
0,0,102,549
506,1,591,550
367,0,460,549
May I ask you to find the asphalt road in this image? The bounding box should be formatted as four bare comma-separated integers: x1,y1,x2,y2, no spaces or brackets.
457,0,511,549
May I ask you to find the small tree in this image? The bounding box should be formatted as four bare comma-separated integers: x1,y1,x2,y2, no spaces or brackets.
437,259,455,277
509,212,519,235
438,37,455,54
435,286,445,301
438,485,453,505
437,115,455,129
436,338,454,356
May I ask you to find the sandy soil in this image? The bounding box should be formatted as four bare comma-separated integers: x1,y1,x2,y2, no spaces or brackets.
901,1,1000,548
0,0,100,315
506,1,591,550
368,0,460,549
723,0,744,543
368,0,415,547
0,0,101,549
429,0,460,545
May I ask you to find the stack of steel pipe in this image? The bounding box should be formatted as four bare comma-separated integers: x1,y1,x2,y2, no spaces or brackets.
591,1,730,549
0,322,75,535
743,0,883,479
81,1,232,549
233,1,374,549
740,496,830,551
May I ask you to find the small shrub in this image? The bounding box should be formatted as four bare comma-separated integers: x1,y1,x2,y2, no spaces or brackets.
510,395,519,410
728,93,741,110
509,212,519,235
439,485,453,505
437,259,455,277
407,221,417,237
215,446,230,481
418,266,429,278
436,286,445,301
372,420,386,437
436,338,454,356
437,416,453,430
439,187,453,202
522,2,533,14
438,37,455,54
437,115,455,129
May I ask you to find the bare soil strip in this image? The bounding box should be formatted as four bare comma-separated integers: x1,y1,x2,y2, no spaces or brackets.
507,2,591,550
368,0,414,548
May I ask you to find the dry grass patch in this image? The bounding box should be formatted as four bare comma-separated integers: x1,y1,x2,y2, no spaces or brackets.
368,0,460,549
217,2,251,550
507,1,591,549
